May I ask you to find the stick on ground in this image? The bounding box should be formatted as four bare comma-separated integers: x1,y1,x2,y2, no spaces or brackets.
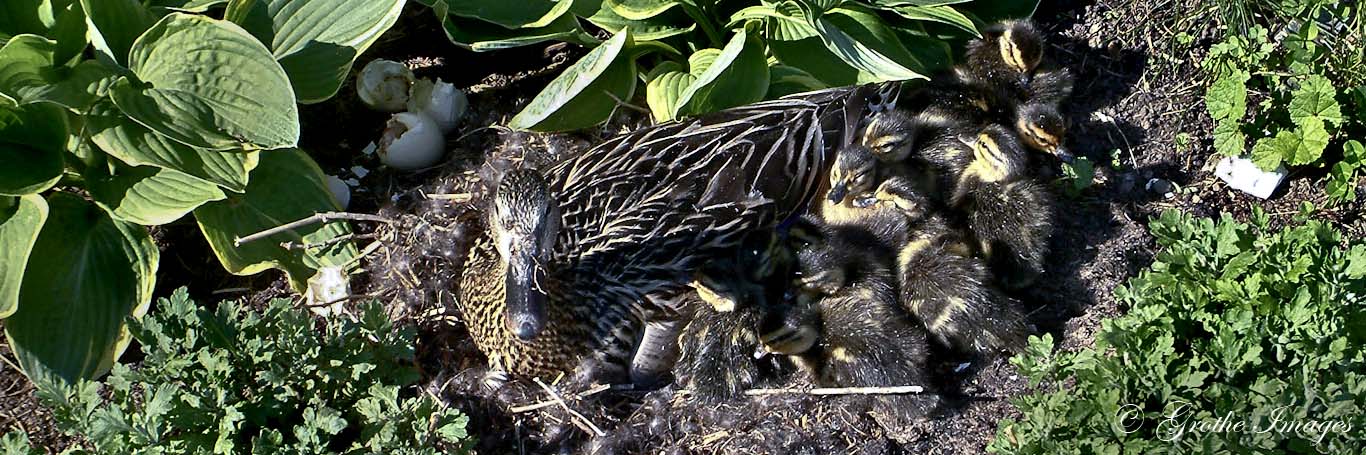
233,212,394,247
742,385,926,396
532,377,606,437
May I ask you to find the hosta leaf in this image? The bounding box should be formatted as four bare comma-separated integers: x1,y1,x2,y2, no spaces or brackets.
80,0,156,67
812,7,926,83
425,0,573,29
148,0,231,13
0,102,66,196
86,100,257,193
587,2,694,41
0,35,120,111
0,195,47,318
5,192,157,386
194,149,356,291
434,5,585,51
0,1,47,37
766,64,826,98
1205,72,1247,122
110,14,297,151
509,30,637,132
870,0,971,6
888,5,977,36
1288,74,1343,128
225,0,406,103
48,0,88,64
674,29,769,117
605,0,681,20
955,0,1038,23
644,61,693,122
88,163,226,226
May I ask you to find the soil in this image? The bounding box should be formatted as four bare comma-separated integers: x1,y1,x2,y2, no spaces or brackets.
3,0,1362,454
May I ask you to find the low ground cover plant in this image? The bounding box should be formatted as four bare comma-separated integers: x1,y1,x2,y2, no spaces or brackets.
418,0,1039,130
0,0,407,387
10,288,471,454
1201,0,1364,202
990,208,1366,454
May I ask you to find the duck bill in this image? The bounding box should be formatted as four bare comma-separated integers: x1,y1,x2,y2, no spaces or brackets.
827,183,849,204
504,250,547,342
1053,146,1075,163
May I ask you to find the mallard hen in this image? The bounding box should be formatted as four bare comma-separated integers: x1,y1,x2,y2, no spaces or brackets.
459,85,893,385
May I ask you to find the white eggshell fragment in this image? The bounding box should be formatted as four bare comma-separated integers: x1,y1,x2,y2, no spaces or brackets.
357,59,414,112
1215,156,1286,199
379,112,445,170
325,174,350,209
406,78,468,134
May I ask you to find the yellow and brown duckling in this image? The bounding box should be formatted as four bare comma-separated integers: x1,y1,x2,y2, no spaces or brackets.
823,142,933,235
891,188,1030,355
950,124,1055,290
1015,100,1073,162
960,19,1075,160
764,217,933,391
675,230,797,402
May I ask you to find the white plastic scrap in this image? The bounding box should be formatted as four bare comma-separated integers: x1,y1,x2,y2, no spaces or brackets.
1214,156,1287,199
350,165,370,179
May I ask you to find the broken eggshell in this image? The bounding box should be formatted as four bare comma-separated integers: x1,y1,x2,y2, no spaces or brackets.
357,59,414,112
325,174,350,210
407,78,468,134
379,112,445,170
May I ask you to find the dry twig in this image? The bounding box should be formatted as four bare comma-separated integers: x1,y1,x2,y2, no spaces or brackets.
510,383,611,413
742,385,926,396
233,212,394,247
532,377,606,437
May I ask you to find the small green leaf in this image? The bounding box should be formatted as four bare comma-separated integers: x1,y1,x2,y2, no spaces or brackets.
643,61,693,122
1325,161,1357,203
1288,74,1343,128
0,195,47,318
0,102,66,196
86,100,258,193
1205,72,1247,122
1250,135,1283,171
110,13,299,151
225,0,406,104
1212,119,1244,157
80,0,157,67
194,149,356,291
509,30,637,132
5,192,158,386
88,163,227,226
674,29,769,117
1286,117,1328,166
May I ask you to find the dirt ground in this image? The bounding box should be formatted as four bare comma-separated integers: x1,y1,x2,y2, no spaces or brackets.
3,0,1362,453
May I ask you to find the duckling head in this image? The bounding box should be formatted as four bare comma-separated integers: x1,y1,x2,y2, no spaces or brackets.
860,110,918,162
989,20,1044,73
758,291,822,355
490,169,562,341
963,124,1027,183
827,144,878,205
1015,102,1072,161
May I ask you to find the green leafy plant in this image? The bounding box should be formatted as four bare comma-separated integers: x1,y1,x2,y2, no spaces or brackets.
1201,0,1364,203
1058,156,1095,198
37,288,472,454
419,0,1040,130
0,0,403,387
0,431,42,455
990,209,1366,454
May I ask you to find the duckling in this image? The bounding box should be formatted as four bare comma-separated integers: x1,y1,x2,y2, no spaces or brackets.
675,230,796,402
892,190,1030,355
962,20,1046,99
764,217,932,389
951,125,1054,290
1014,100,1073,162
823,143,929,236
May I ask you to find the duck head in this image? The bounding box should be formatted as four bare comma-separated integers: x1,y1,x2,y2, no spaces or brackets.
490,169,561,341
1015,102,1072,162
860,110,918,162
990,20,1044,73
827,144,879,206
